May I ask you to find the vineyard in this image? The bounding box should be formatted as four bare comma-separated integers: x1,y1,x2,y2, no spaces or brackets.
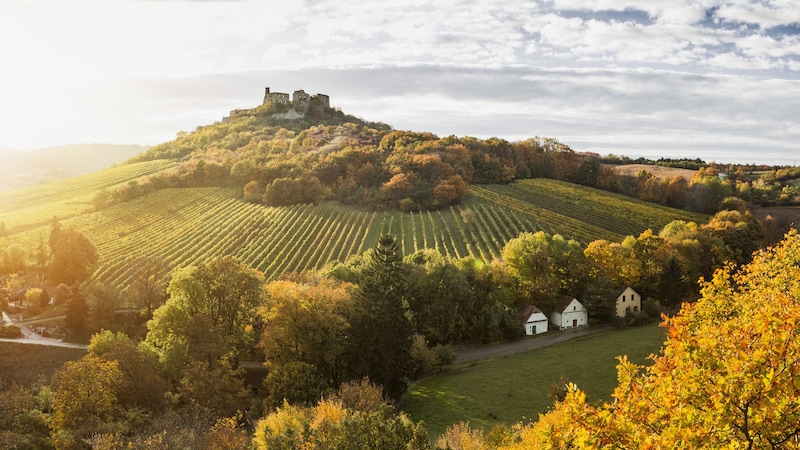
1,165,707,291
0,160,176,234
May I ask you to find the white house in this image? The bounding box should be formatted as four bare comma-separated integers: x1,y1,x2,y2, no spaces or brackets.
550,295,588,330
521,304,549,335
615,286,641,318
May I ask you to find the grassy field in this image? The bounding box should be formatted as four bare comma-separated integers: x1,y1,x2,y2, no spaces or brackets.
0,342,87,386
0,163,707,289
400,323,667,439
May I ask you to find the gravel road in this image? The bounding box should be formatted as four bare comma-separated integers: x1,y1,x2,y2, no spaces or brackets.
454,325,612,364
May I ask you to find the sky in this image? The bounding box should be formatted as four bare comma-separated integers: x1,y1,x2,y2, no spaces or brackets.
1,0,799,166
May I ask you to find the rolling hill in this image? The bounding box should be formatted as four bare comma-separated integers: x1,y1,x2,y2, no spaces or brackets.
0,143,147,190
0,159,706,291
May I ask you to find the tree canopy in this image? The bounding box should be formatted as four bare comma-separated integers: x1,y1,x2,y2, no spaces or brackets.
503,229,800,448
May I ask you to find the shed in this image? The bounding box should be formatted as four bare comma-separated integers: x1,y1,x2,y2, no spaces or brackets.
521,304,549,335
550,295,588,330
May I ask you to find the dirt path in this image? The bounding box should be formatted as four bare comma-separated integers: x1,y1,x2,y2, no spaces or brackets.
454,325,612,364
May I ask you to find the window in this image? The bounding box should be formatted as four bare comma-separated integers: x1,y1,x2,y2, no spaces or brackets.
573,306,576,311
634,306,639,312
622,295,626,302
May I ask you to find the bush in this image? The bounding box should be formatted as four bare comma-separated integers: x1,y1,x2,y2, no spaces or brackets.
0,324,23,338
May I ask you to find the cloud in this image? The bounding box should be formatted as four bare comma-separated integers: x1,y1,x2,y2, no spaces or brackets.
1,0,799,165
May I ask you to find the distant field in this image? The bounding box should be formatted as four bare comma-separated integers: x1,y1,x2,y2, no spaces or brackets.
0,164,707,289
400,323,667,440
610,163,697,180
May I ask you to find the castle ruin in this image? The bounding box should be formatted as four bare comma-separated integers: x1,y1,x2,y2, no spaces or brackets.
263,87,330,111
224,86,331,122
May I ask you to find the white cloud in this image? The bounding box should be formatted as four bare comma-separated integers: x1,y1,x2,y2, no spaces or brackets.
0,0,798,165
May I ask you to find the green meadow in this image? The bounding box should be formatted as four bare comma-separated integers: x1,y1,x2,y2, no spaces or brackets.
400,323,667,439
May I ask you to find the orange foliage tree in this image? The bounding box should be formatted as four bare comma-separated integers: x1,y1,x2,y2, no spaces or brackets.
505,229,800,448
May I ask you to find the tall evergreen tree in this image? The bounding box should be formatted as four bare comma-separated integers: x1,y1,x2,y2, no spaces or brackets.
345,234,414,399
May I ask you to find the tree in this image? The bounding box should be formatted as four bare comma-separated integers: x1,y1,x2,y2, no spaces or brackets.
64,290,89,334
407,259,472,345
50,356,127,446
253,397,431,450
502,232,559,308
127,255,170,318
704,209,765,266
87,282,120,330
259,279,351,389
25,287,48,309
584,239,640,288
507,229,800,448
88,330,169,412
344,235,414,399
502,232,586,311
0,244,27,274
0,380,51,449
48,224,98,286
159,256,267,361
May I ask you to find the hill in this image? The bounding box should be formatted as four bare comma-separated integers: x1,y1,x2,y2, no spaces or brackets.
0,102,709,291
0,162,705,290
0,144,147,190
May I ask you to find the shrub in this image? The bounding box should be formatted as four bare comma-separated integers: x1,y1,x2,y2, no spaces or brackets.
0,324,23,338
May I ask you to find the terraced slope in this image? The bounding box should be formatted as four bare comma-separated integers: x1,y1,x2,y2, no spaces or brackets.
1,170,708,290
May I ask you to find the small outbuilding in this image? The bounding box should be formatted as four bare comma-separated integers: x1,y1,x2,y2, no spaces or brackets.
521,304,549,335
615,286,641,318
550,295,588,330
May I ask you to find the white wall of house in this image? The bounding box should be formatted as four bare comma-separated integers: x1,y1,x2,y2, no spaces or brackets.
616,286,642,317
552,298,588,330
525,312,549,335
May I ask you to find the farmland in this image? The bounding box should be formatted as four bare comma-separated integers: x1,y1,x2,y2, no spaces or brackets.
0,162,707,291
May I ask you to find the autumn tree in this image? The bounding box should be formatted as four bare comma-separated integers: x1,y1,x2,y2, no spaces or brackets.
506,229,800,448
253,384,431,450
162,256,265,357
584,239,640,288
48,222,98,286
259,279,352,408
0,244,27,274
50,356,127,448
87,282,120,330
88,330,170,412
0,380,51,449
145,256,266,383
502,232,587,312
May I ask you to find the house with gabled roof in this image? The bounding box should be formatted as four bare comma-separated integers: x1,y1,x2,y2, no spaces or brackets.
521,304,549,335
615,286,641,318
550,295,588,330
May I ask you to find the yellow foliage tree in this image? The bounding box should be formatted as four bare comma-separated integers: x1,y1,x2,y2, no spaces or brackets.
505,229,800,448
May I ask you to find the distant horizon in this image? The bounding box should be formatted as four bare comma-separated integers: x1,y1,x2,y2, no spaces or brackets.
0,134,796,168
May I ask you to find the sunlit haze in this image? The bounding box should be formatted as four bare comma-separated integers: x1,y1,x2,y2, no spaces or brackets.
1,0,799,165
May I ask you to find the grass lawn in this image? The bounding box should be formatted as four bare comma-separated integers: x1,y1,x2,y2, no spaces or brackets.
400,322,667,439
